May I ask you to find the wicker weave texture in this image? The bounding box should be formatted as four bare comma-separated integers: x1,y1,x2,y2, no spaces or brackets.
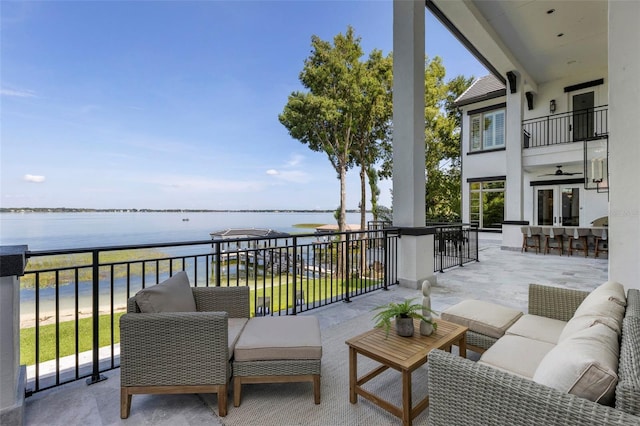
233,359,321,377
193,286,250,317
120,312,231,386
616,317,640,416
466,330,498,351
625,289,640,319
528,283,589,322
428,349,640,426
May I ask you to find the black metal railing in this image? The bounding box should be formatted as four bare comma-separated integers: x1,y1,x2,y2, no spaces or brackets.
433,224,479,272
522,105,608,148
20,228,399,394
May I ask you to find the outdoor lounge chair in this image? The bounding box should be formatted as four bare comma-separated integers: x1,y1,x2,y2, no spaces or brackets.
119,273,249,418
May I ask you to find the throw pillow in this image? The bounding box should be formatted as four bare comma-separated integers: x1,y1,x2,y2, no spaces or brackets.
533,323,619,405
135,271,197,313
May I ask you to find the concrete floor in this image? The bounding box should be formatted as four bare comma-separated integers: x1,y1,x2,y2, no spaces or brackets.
23,235,609,425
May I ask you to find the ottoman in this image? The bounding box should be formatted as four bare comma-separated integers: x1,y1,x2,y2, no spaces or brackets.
232,315,322,407
441,300,523,353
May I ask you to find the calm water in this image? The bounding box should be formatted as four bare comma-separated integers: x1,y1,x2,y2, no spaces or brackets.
0,211,370,251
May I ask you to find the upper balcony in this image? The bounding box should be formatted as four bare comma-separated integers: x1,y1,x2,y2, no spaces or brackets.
523,105,608,149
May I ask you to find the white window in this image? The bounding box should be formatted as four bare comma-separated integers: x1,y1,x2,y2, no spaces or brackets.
470,109,505,151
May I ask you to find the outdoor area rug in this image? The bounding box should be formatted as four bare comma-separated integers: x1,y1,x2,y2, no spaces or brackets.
207,312,436,426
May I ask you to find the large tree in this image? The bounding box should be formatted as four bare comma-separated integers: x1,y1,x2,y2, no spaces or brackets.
279,27,365,232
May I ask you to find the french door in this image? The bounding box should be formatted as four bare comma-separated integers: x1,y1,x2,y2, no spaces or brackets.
536,185,581,226
572,91,595,141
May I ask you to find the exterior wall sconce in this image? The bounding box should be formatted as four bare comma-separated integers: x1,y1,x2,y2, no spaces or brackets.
550,99,556,113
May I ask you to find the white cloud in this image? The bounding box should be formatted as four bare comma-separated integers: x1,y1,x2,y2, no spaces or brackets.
266,169,279,175
24,174,45,183
287,154,304,167
269,170,310,183
1,88,36,98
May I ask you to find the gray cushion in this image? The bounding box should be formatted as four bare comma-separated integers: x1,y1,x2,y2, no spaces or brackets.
234,316,322,362
478,335,555,379
134,271,197,313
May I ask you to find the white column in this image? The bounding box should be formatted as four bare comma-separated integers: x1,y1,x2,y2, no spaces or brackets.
393,0,434,289
608,1,640,290
505,72,524,222
0,246,27,425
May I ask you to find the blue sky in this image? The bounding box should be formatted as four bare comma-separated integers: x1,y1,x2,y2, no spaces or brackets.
1,1,487,210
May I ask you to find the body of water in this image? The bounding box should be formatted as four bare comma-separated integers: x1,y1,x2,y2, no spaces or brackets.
0,211,371,251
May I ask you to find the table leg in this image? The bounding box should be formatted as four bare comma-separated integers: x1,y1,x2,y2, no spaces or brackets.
402,369,412,426
349,346,357,404
459,333,467,359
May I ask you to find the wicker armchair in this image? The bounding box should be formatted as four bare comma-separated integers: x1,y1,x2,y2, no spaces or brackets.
428,286,640,426
120,286,249,418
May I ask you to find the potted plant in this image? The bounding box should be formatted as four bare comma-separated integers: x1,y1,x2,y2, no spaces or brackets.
372,298,437,337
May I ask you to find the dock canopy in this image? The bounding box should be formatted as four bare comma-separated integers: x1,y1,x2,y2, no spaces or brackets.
210,228,290,240
314,224,362,234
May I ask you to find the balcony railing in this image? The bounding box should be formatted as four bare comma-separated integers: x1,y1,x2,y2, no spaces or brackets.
522,105,608,148
433,224,479,272
19,223,477,395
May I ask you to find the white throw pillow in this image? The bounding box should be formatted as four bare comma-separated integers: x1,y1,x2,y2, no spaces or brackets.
135,271,197,313
559,314,622,342
533,324,619,405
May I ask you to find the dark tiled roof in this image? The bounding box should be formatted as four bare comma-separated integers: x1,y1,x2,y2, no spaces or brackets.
455,75,506,106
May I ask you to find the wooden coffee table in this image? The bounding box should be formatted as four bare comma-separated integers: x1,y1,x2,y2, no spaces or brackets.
345,318,467,426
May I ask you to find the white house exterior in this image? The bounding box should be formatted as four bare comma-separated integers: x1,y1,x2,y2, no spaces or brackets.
390,0,639,291
456,74,610,236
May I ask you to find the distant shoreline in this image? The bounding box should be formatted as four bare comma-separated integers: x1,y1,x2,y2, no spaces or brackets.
1,208,367,213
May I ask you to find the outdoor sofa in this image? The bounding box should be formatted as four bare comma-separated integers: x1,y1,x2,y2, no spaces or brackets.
429,282,640,425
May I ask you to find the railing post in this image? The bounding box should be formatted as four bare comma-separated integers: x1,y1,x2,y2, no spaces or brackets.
439,229,444,273
214,241,221,286
383,230,388,290
87,250,107,385
344,233,351,303
458,227,464,267
546,115,550,146
292,236,297,314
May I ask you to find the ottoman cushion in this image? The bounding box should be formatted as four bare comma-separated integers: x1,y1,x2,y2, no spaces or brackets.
441,300,523,339
234,316,322,362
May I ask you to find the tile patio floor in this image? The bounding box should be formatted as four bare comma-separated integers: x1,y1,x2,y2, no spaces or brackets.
23,234,609,425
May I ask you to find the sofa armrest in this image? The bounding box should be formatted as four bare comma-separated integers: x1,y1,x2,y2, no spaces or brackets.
428,349,639,426
120,311,231,386
192,286,250,318
528,283,589,321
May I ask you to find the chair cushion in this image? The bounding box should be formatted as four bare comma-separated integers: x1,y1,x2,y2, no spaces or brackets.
533,324,619,405
234,316,322,362
228,318,249,360
441,300,523,339
574,281,627,313
478,335,555,379
134,271,197,313
505,314,566,344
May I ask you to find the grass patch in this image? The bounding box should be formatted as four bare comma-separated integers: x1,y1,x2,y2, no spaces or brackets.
23,248,171,289
20,312,124,366
292,223,325,229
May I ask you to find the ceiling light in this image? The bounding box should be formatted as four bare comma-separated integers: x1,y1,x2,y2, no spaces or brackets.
557,33,564,37
547,9,555,14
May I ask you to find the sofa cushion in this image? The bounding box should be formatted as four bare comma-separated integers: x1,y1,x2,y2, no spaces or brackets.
533,324,619,405
134,271,197,313
441,300,523,339
234,316,322,362
228,318,249,360
505,314,566,344
478,335,555,379
559,314,622,342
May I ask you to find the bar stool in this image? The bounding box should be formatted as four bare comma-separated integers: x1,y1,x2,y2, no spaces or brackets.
568,228,590,257
521,226,541,254
543,227,564,255
592,228,608,258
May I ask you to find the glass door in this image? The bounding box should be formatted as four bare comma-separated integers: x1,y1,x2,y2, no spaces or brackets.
536,185,581,226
